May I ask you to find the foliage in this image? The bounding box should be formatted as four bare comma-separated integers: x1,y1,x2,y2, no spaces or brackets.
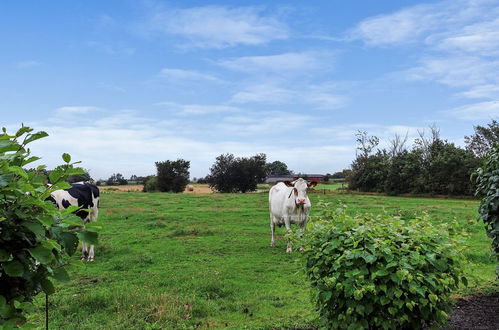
142,176,157,192
465,119,499,158
67,169,91,184
106,173,128,186
302,203,468,329
155,159,190,193
348,128,480,195
475,145,499,274
0,126,96,327
265,160,292,177
207,153,266,193
349,151,390,193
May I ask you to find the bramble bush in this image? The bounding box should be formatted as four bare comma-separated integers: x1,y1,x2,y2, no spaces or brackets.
302,203,468,329
475,144,499,275
0,126,97,327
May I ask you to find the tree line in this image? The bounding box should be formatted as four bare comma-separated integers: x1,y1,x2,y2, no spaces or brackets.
348,120,499,196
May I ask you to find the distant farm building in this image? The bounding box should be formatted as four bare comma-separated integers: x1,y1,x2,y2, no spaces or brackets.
265,174,325,184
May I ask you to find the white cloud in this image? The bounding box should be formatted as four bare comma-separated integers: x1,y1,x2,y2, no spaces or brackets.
158,68,220,82
148,6,288,48
347,3,442,46
55,106,100,115
459,84,499,99
155,102,241,115
448,101,499,120
86,41,135,55
230,82,347,110
17,60,41,68
218,52,331,75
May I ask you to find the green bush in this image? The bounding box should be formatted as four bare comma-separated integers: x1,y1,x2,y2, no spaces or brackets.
302,203,467,329
475,144,499,274
143,176,158,192
0,126,95,327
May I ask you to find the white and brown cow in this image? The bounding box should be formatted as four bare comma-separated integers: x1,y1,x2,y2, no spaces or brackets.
47,182,100,261
269,178,317,252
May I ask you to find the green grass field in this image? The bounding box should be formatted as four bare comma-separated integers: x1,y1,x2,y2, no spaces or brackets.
29,190,496,329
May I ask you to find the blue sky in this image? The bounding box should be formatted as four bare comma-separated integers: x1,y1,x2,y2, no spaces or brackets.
2,0,498,179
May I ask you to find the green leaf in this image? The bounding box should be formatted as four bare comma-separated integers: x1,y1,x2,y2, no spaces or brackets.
77,230,98,245
0,140,19,153
22,156,41,166
15,126,33,137
7,166,28,178
41,279,55,295
28,245,53,264
0,249,10,262
24,131,48,144
52,267,70,282
3,260,24,277
59,232,79,256
48,169,64,184
22,221,45,237
62,153,71,163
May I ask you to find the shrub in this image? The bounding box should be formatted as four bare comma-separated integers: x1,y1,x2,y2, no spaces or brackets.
207,153,266,193
155,159,190,193
475,145,499,274
302,203,467,329
0,125,95,327
143,176,158,192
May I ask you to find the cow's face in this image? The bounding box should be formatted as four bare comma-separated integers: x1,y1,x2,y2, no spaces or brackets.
284,178,317,205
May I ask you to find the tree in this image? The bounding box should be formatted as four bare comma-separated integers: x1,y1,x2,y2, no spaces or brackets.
0,125,94,326
67,168,91,183
155,159,190,193
475,145,499,274
465,119,499,158
106,173,128,186
207,153,267,193
265,160,292,176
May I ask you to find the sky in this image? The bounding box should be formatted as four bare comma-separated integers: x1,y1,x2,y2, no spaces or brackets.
1,0,499,180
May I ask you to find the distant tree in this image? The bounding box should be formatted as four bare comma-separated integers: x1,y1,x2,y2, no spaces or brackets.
106,173,128,186
196,176,209,184
130,174,138,181
207,153,267,193
155,159,190,193
67,169,92,183
265,160,292,176
143,175,158,192
465,119,499,158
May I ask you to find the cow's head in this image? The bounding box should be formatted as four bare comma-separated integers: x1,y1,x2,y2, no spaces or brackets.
284,178,317,205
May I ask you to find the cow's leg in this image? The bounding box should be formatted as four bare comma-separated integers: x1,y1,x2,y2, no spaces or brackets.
81,242,88,260
270,217,276,247
284,216,292,253
88,244,95,262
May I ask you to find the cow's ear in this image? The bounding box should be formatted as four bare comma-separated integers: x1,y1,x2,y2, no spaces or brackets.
283,181,294,187
308,181,318,188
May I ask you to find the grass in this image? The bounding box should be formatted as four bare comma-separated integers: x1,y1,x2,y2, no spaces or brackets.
28,190,496,329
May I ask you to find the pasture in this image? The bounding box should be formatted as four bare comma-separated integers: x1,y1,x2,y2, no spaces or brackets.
29,190,495,329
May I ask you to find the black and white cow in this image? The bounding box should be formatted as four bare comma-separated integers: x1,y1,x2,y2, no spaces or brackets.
47,182,100,261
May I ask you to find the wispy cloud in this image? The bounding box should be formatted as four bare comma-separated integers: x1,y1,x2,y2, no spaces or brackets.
155,102,241,115
158,68,220,82
347,0,499,121
147,5,288,48
448,101,499,120
86,41,135,55
346,3,443,46
230,81,347,110
55,106,100,115
218,52,332,75
17,60,42,68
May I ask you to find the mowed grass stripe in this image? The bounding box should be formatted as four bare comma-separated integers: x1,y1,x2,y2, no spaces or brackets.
28,191,495,329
